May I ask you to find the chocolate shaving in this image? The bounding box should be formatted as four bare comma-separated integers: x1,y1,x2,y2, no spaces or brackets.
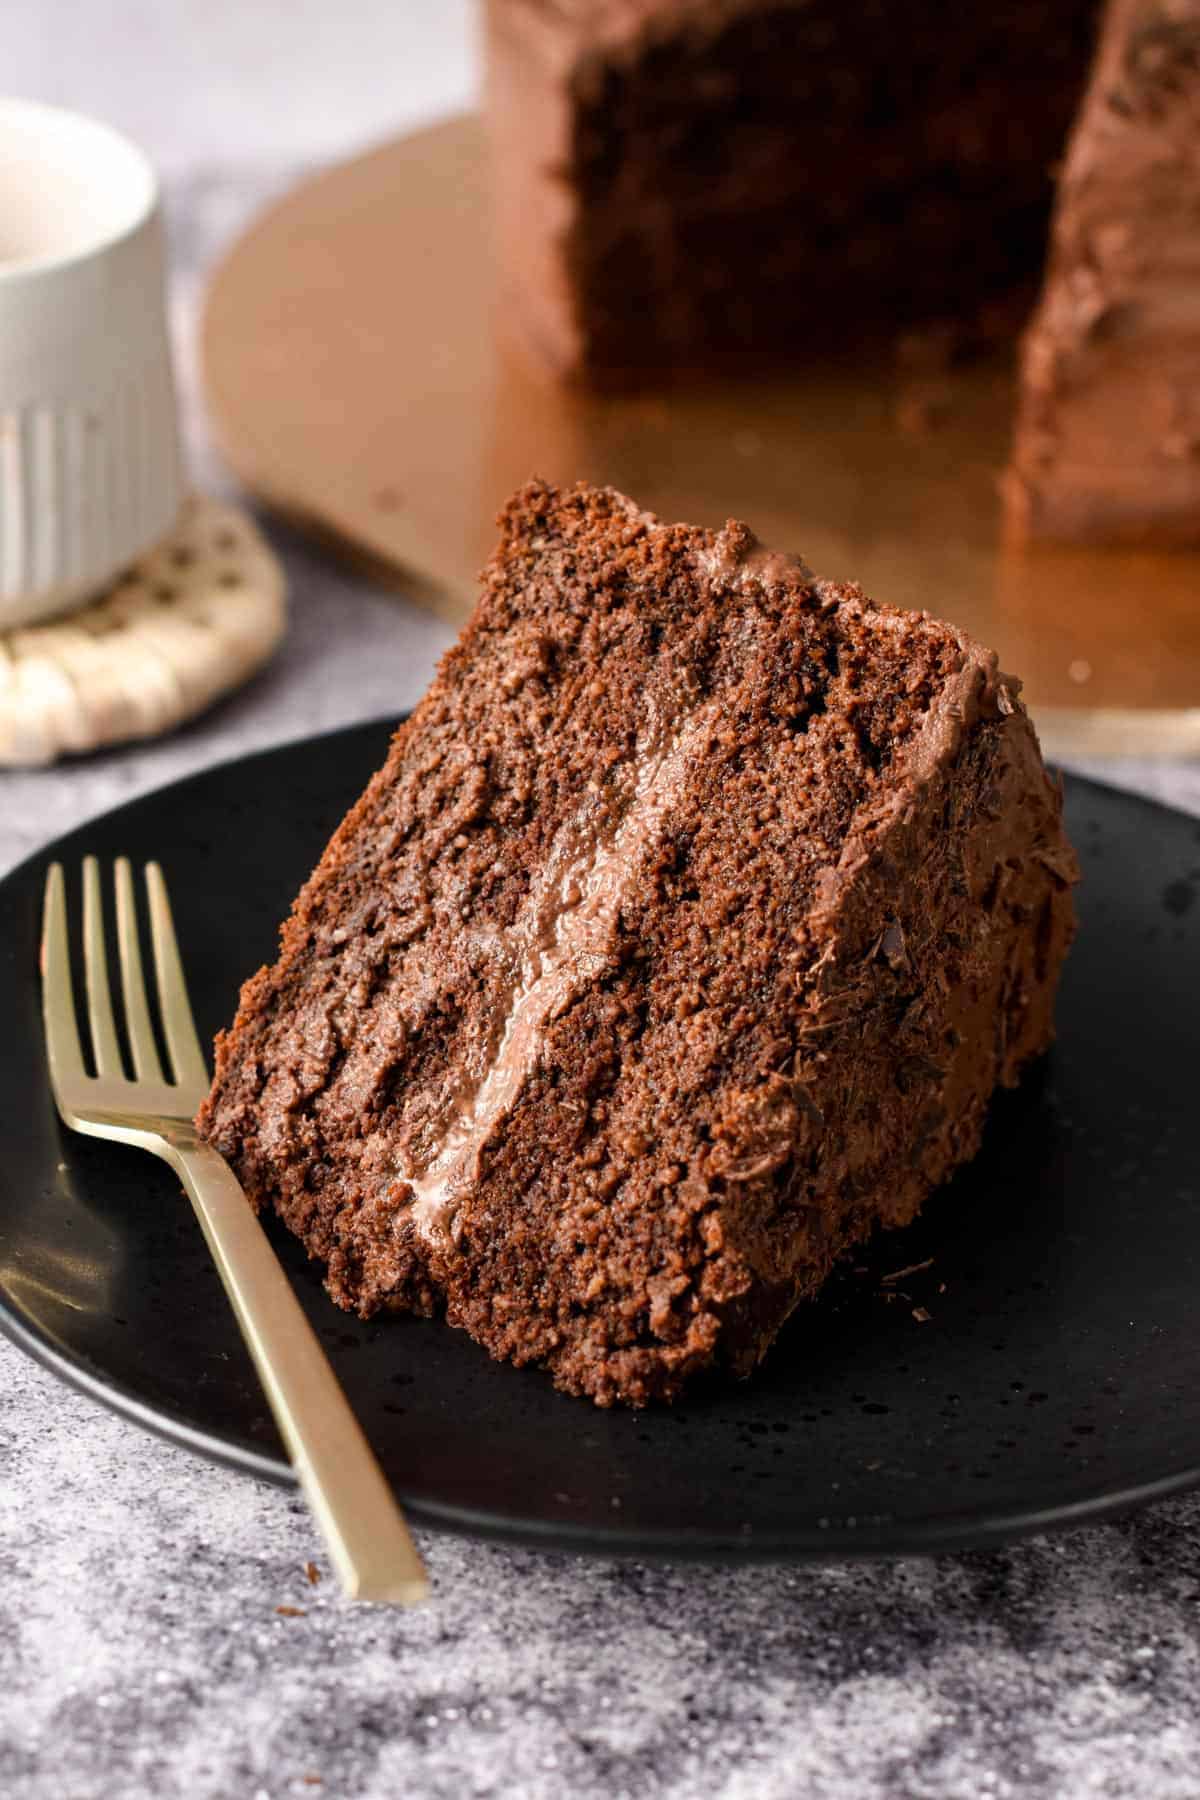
879,918,908,969
882,1258,934,1284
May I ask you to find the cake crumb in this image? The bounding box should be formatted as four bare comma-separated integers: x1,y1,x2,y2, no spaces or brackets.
304,1561,321,1586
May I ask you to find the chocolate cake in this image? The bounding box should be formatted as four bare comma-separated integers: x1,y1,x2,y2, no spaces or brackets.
1004,0,1200,546
486,0,1198,545
485,0,1102,384
199,480,1078,1407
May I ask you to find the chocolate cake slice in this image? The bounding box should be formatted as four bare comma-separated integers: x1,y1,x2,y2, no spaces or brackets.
199,481,1077,1407
1004,0,1200,546
485,0,1101,383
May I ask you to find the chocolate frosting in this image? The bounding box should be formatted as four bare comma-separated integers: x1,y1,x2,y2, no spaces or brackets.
1006,0,1200,545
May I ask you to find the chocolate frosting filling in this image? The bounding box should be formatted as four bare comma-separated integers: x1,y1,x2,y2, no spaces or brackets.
400,696,720,1247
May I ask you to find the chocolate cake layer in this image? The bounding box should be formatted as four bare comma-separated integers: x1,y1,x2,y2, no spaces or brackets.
1005,0,1200,546
199,480,1078,1407
486,0,1101,383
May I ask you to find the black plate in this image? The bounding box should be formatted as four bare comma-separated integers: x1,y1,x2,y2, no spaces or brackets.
1,720,1198,1560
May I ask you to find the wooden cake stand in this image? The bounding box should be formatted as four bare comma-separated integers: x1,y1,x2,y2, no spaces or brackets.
203,116,1200,758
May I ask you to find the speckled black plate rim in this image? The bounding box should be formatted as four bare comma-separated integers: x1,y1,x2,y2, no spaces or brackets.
2,719,1199,1564
5,1287,1200,1564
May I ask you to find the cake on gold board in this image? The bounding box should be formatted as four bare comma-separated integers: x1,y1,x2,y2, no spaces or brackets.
487,0,1198,549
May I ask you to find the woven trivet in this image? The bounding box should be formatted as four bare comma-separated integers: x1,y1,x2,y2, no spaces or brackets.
0,494,286,766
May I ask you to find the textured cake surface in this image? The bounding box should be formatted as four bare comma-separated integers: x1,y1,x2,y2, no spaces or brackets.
1005,0,1200,546
485,0,1101,383
199,480,1078,1406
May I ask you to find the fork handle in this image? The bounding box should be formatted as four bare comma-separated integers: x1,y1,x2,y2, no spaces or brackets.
168,1137,429,1605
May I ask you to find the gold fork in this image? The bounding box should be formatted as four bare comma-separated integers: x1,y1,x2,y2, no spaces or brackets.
41,855,429,1605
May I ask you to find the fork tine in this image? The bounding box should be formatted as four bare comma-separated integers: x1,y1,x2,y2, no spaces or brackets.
82,856,123,1079
41,862,87,1095
114,856,164,1084
145,861,210,1095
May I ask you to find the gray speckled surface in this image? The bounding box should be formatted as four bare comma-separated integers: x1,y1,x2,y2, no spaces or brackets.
4,1340,1200,1800
3,104,1200,1800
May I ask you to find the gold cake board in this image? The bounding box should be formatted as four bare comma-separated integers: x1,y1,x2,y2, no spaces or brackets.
203,115,1200,759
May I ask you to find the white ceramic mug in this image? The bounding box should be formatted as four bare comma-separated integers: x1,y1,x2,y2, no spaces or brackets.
0,99,183,628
